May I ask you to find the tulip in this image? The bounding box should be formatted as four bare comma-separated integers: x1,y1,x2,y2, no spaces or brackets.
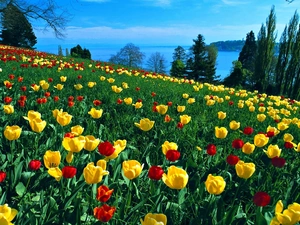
277,122,289,131
94,204,116,222
29,118,47,133
56,111,72,126
295,143,300,152
257,114,266,122
0,171,6,182
156,105,168,115
187,98,195,104
99,76,106,81
84,135,100,151
105,140,127,160
254,134,269,147
270,200,300,225
283,133,294,142
48,167,63,181
28,160,42,171
31,84,40,91
88,108,103,119
166,150,180,161
243,126,254,135
205,174,226,195
62,166,77,178
134,118,155,131
182,93,189,99
71,125,84,136
74,84,83,90
3,105,14,114
60,76,67,82
0,204,18,224
4,125,22,141
217,111,226,120
98,141,115,156
215,126,228,139
266,126,280,136
180,115,191,125
62,136,86,153
96,185,114,202
140,213,167,225
242,142,255,154
232,139,244,149
23,110,41,121
43,150,61,169
122,160,143,180
107,78,115,83
83,162,109,184
124,97,133,105
271,156,286,168
133,102,143,109
162,165,188,189
54,83,64,90
253,192,271,207
177,105,186,112
122,82,129,89
264,144,281,158
229,120,240,130
235,160,255,179
161,141,178,155
207,144,217,156
226,154,240,166
41,82,49,90
148,166,164,180
88,82,96,88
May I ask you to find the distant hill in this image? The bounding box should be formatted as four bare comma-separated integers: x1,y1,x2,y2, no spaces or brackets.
209,40,245,52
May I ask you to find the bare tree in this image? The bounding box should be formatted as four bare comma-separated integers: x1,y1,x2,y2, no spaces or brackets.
146,52,167,74
0,0,69,38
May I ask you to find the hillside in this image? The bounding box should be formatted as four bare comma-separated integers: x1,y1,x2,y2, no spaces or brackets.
210,40,245,52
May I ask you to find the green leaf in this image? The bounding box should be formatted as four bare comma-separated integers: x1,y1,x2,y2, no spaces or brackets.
255,207,268,225
15,182,26,196
178,188,187,205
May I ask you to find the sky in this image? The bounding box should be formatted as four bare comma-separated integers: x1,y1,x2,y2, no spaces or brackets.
33,0,300,48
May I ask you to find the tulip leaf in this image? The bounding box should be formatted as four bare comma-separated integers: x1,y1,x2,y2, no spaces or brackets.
255,207,267,225
15,181,26,196
178,188,187,204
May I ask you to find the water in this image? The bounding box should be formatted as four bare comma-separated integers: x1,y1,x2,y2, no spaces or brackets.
35,44,240,80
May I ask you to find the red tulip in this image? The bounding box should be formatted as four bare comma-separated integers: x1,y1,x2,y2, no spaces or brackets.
271,156,286,168
226,154,239,165
62,166,77,178
148,166,164,180
98,141,115,156
243,126,254,135
284,142,294,149
0,171,7,182
207,144,217,156
96,185,114,202
28,160,42,171
93,99,102,106
94,204,116,222
232,139,244,149
166,150,180,162
253,192,270,207
4,96,12,104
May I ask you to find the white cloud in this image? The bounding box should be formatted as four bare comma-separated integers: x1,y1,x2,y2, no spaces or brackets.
221,0,249,6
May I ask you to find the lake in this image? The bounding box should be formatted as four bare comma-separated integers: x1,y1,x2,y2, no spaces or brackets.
35,44,240,80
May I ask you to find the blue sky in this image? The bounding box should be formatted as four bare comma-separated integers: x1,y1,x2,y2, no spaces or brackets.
34,0,300,47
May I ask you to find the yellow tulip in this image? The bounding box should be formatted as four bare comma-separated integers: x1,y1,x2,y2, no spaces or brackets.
235,160,255,179
41,82,49,90
249,106,255,112
217,111,226,120
162,165,188,189
83,162,109,184
52,109,62,119
74,84,83,90
23,110,41,121
266,126,280,136
294,143,300,152
277,122,289,131
258,106,266,112
180,115,191,125
205,174,226,195
31,85,40,91
270,200,300,225
254,134,269,147
88,108,103,119
48,167,63,181
140,213,167,225
206,99,215,106
134,118,154,131
99,76,106,81
187,98,195,104
29,118,47,133
3,105,14,114
39,80,46,86
71,125,84,136
60,76,67,82
54,84,64,90
161,141,178,155
62,136,86,153
88,82,96,88
43,150,61,169
66,152,73,163
122,82,129,89
182,93,189,99
229,120,240,130
84,135,100,151
122,160,143,180
257,114,266,122
107,78,115,83
111,85,123,93
156,105,168,115
177,105,186,112
242,142,255,154
56,111,72,126
4,125,22,141
133,102,143,109
0,204,18,224
264,144,281,158
105,140,127,160
124,97,133,105
215,126,228,139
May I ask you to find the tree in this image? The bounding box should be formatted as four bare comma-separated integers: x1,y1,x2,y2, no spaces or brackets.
146,52,167,74
223,61,246,87
70,44,91,59
254,6,277,92
65,48,69,57
172,46,186,62
189,34,217,82
0,3,37,48
58,45,63,56
170,60,185,77
238,31,257,74
109,43,145,68
0,0,69,38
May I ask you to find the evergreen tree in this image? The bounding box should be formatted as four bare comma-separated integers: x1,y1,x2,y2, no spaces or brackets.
223,61,246,87
170,60,185,77
0,3,37,49
205,44,218,82
82,48,91,60
254,6,277,92
172,46,186,62
70,45,91,59
238,31,257,78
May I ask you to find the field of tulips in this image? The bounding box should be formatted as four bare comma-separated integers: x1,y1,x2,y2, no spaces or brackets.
0,44,300,225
